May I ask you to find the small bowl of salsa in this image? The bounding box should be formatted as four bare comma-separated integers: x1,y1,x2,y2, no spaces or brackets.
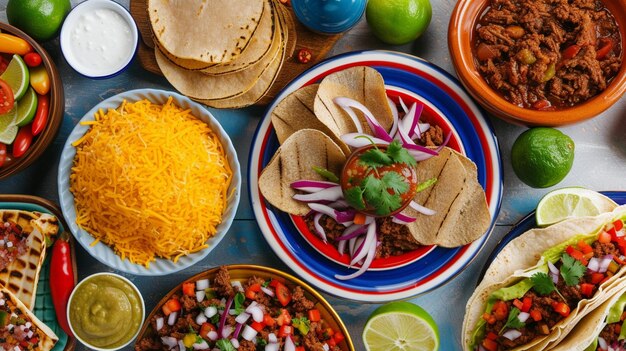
67,272,145,351
448,0,626,126
60,0,138,79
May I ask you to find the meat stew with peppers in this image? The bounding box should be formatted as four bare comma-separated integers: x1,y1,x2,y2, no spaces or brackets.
473,0,622,110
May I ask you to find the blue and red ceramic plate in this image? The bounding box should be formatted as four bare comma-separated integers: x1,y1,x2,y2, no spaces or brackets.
249,51,503,302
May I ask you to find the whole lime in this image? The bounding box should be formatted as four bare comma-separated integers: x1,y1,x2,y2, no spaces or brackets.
366,0,432,45
511,128,575,188
7,0,71,42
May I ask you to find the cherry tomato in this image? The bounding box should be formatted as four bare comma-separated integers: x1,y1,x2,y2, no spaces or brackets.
31,93,49,136
23,52,42,67
0,143,6,167
29,66,50,95
297,48,312,63
12,127,33,158
0,34,31,55
0,79,15,114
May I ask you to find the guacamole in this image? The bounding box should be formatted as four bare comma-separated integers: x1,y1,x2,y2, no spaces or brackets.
69,274,144,348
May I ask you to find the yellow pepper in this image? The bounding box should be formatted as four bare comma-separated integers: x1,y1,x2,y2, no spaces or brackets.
0,33,31,55
29,66,50,95
183,333,197,348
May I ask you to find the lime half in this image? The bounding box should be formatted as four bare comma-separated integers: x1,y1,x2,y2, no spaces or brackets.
0,54,29,101
363,301,439,351
15,86,37,127
536,187,618,227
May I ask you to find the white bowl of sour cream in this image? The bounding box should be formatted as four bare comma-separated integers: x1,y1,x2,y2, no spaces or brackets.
60,0,138,79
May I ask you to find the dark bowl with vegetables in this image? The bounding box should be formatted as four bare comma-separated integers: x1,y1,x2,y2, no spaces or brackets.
448,0,626,126
0,22,64,179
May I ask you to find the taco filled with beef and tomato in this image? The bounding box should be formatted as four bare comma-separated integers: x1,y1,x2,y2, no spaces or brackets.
463,204,626,351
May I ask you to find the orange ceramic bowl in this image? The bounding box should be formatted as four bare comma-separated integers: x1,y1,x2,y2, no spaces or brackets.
0,22,64,179
448,0,626,126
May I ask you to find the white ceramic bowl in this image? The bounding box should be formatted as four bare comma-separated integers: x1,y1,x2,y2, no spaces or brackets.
60,0,138,78
67,272,145,351
58,89,241,275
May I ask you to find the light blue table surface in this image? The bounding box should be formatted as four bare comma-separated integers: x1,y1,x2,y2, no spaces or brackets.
0,0,625,350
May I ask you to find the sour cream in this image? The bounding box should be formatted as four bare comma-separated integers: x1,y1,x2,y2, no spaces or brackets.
60,0,138,78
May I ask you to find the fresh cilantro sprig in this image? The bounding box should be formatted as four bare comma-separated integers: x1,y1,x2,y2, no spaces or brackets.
357,139,416,169
346,173,409,216
499,307,525,334
233,292,245,314
530,272,566,302
560,253,586,286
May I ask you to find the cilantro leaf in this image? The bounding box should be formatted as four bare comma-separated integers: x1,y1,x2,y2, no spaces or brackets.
531,272,556,296
359,148,392,168
345,186,366,210
500,307,525,334
312,166,339,182
234,292,245,314
362,175,402,216
382,171,409,195
216,339,236,351
560,254,586,286
416,177,437,193
387,140,417,166
292,317,311,335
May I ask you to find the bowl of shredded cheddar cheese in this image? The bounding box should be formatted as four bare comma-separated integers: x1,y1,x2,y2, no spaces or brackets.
58,89,241,275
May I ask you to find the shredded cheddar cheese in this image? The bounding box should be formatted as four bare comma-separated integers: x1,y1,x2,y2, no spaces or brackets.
70,98,232,267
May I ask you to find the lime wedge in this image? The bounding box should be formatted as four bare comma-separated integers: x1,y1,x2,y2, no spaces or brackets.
0,104,17,129
536,187,618,227
0,54,29,101
0,125,18,144
363,301,439,351
14,87,37,127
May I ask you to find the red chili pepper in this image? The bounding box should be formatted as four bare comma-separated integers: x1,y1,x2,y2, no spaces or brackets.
31,93,49,136
49,232,75,337
297,48,312,64
23,52,42,67
12,127,33,158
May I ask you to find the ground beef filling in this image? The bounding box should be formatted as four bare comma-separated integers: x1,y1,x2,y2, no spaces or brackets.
599,322,624,348
474,0,622,109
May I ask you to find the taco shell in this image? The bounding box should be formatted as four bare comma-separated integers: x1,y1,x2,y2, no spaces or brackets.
0,210,58,310
259,129,346,216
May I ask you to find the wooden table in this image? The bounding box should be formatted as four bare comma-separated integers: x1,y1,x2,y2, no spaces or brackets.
0,0,625,349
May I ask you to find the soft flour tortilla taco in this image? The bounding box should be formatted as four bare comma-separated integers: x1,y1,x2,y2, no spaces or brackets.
463,204,626,351
549,283,626,351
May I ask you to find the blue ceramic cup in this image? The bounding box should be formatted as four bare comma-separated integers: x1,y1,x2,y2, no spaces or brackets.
291,0,367,34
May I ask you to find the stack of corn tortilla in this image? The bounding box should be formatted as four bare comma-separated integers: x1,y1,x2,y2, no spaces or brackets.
148,0,296,108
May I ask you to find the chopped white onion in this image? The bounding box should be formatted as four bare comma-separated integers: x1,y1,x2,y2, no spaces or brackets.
284,336,296,351
196,279,210,291
268,333,277,344
230,339,240,349
231,281,243,292
156,317,164,331
207,330,218,341
167,312,178,326
502,329,522,341
161,336,178,349
242,325,258,341
221,325,233,338
323,344,330,351
265,343,279,351
196,313,208,325
599,255,614,273
588,257,601,272
204,306,217,318
517,312,530,323
599,336,607,349
178,340,186,351
246,305,264,323
548,261,559,274
193,340,209,350
196,290,206,303
235,312,251,324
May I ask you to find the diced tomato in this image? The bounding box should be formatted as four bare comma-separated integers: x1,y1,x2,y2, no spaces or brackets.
296,347,305,351
532,99,551,110
308,309,321,322
323,327,335,338
599,231,612,244
251,321,265,332
590,273,605,284
486,332,498,341
327,338,337,347
333,331,345,343
276,308,292,326
29,337,38,345
530,309,542,321
512,299,523,311
551,302,571,317
482,338,499,351
482,313,496,325
596,39,614,60
199,322,216,339
182,282,195,296
492,300,508,321
246,283,261,300
566,246,587,265
354,212,367,225
561,45,581,60
577,240,593,254
615,220,624,232
269,278,287,288
581,283,595,297
521,297,532,313
278,325,293,338
162,298,181,315
275,281,292,306
264,313,276,327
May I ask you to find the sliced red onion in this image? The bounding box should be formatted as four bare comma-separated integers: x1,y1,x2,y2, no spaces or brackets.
293,186,343,202
235,312,251,324
340,133,389,149
392,213,416,224
409,201,436,215
502,329,522,341
333,97,365,134
599,255,614,273
167,312,178,326
193,340,209,350
328,200,349,209
350,222,377,266
284,335,296,351
336,235,377,280
207,330,218,341
196,279,210,291
408,149,437,161
337,240,347,255
398,96,409,114
291,180,338,192
233,322,244,339
265,343,279,351
414,122,431,140
548,261,559,275
334,97,392,142
599,337,608,349
156,317,164,331
204,306,217,318
313,213,328,242
399,102,424,140
196,290,206,303
246,304,264,323
261,286,274,297
308,203,338,220
268,333,277,344
434,132,452,153
161,336,178,349
218,295,234,337
336,225,367,241
242,325,258,341
387,96,399,137
335,209,356,223
196,313,208,325
518,312,530,323
349,237,361,257
588,257,600,272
